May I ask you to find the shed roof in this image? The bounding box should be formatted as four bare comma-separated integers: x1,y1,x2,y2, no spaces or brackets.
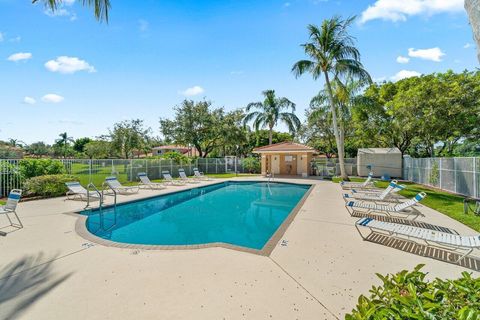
253,142,316,153
357,148,401,154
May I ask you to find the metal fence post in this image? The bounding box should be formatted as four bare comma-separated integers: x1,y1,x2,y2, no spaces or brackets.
473,157,477,198
439,158,443,190
454,158,457,194
215,159,218,174
89,159,92,184
170,159,173,175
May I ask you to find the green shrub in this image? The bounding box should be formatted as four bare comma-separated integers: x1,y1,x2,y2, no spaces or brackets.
23,174,78,198
242,157,260,173
19,159,66,179
160,151,192,164
346,264,480,320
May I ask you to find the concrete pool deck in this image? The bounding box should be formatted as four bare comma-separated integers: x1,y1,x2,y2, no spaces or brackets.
0,178,478,320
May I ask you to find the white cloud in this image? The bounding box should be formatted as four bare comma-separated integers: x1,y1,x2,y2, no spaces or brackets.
45,8,71,17
180,86,205,97
408,47,445,62
9,36,21,43
463,43,472,49
283,2,291,7
23,97,36,105
396,56,410,64
41,94,64,103
7,52,32,62
63,0,76,5
390,70,422,82
360,0,464,24
45,56,96,74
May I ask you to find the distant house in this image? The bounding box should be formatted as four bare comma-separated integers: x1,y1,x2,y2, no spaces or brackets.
152,145,200,157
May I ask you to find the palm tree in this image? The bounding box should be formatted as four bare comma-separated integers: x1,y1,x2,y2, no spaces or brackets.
465,0,480,62
292,16,371,180
243,90,301,145
55,132,74,158
32,0,110,22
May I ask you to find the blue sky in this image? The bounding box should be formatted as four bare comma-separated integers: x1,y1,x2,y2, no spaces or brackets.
0,0,477,144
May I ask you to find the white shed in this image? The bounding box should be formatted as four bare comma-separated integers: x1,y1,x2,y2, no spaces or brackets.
357,148,402,178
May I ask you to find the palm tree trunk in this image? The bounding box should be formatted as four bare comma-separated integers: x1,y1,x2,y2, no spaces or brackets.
268,127,273,145
465,0,480,62
324,73,348,180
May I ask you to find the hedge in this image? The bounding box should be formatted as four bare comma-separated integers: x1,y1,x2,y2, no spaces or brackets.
23,174,78,198
346,264,480,320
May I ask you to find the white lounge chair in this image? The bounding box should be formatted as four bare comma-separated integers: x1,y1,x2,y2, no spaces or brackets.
162,171,186,186
104,176,139,195
65,182,102,201
193,168,211,181
343,180,405,202
137,172,166,190
340,172,374,190
178,169,199,183
355,217,480,263
345,192,426,220
0,189,23,234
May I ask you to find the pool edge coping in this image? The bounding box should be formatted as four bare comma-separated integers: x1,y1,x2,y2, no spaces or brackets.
73,180,315,256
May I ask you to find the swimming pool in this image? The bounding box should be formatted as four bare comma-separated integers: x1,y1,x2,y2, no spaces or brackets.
79,181,311,252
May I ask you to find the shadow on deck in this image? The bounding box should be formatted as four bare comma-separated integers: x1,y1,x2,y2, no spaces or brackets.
0,253,73,320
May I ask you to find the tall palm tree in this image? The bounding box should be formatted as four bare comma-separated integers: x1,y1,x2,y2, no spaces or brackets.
465,0,480,62
243,90,300,145
55,132,74,158
292,16,371,180
32,0,110,22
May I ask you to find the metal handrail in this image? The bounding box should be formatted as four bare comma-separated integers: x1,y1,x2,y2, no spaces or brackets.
85,183,103,209
101,182,117,209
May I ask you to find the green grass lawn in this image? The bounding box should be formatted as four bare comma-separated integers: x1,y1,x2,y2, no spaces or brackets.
204,173,261,179
334,177,480,232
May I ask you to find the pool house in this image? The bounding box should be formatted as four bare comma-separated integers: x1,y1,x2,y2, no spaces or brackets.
253,142,316,177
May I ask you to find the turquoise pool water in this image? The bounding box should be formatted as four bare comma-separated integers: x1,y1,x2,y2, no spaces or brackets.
81,181,311,250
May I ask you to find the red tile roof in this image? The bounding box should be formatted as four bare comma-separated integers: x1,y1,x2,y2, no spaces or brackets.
252,142,316,153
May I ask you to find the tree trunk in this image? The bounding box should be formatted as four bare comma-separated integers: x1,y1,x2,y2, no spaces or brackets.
324,73,348,180
465,0,480,62
268,127,273,145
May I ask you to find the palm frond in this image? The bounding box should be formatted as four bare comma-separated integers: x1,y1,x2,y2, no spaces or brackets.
33,0,110,22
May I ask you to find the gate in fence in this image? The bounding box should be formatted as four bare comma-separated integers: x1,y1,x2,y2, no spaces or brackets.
0,157,245,197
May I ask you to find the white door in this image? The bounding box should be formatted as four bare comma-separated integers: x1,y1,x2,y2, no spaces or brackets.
272,155,280,174
297,155,305,175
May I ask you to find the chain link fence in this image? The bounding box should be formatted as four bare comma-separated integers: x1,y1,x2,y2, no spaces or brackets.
0,158,247,197
403,157,480,198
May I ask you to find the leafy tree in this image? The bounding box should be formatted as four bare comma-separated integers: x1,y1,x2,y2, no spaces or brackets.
33,0,110,22
247,130,293,150
7,138,26,148
243,90,300,145
55,132,74,158
160,100,238,158
356,71,480,157
109,119,151,159
73,137,92,153
84,140,111,159
26,142,52,157
292,16,371,179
